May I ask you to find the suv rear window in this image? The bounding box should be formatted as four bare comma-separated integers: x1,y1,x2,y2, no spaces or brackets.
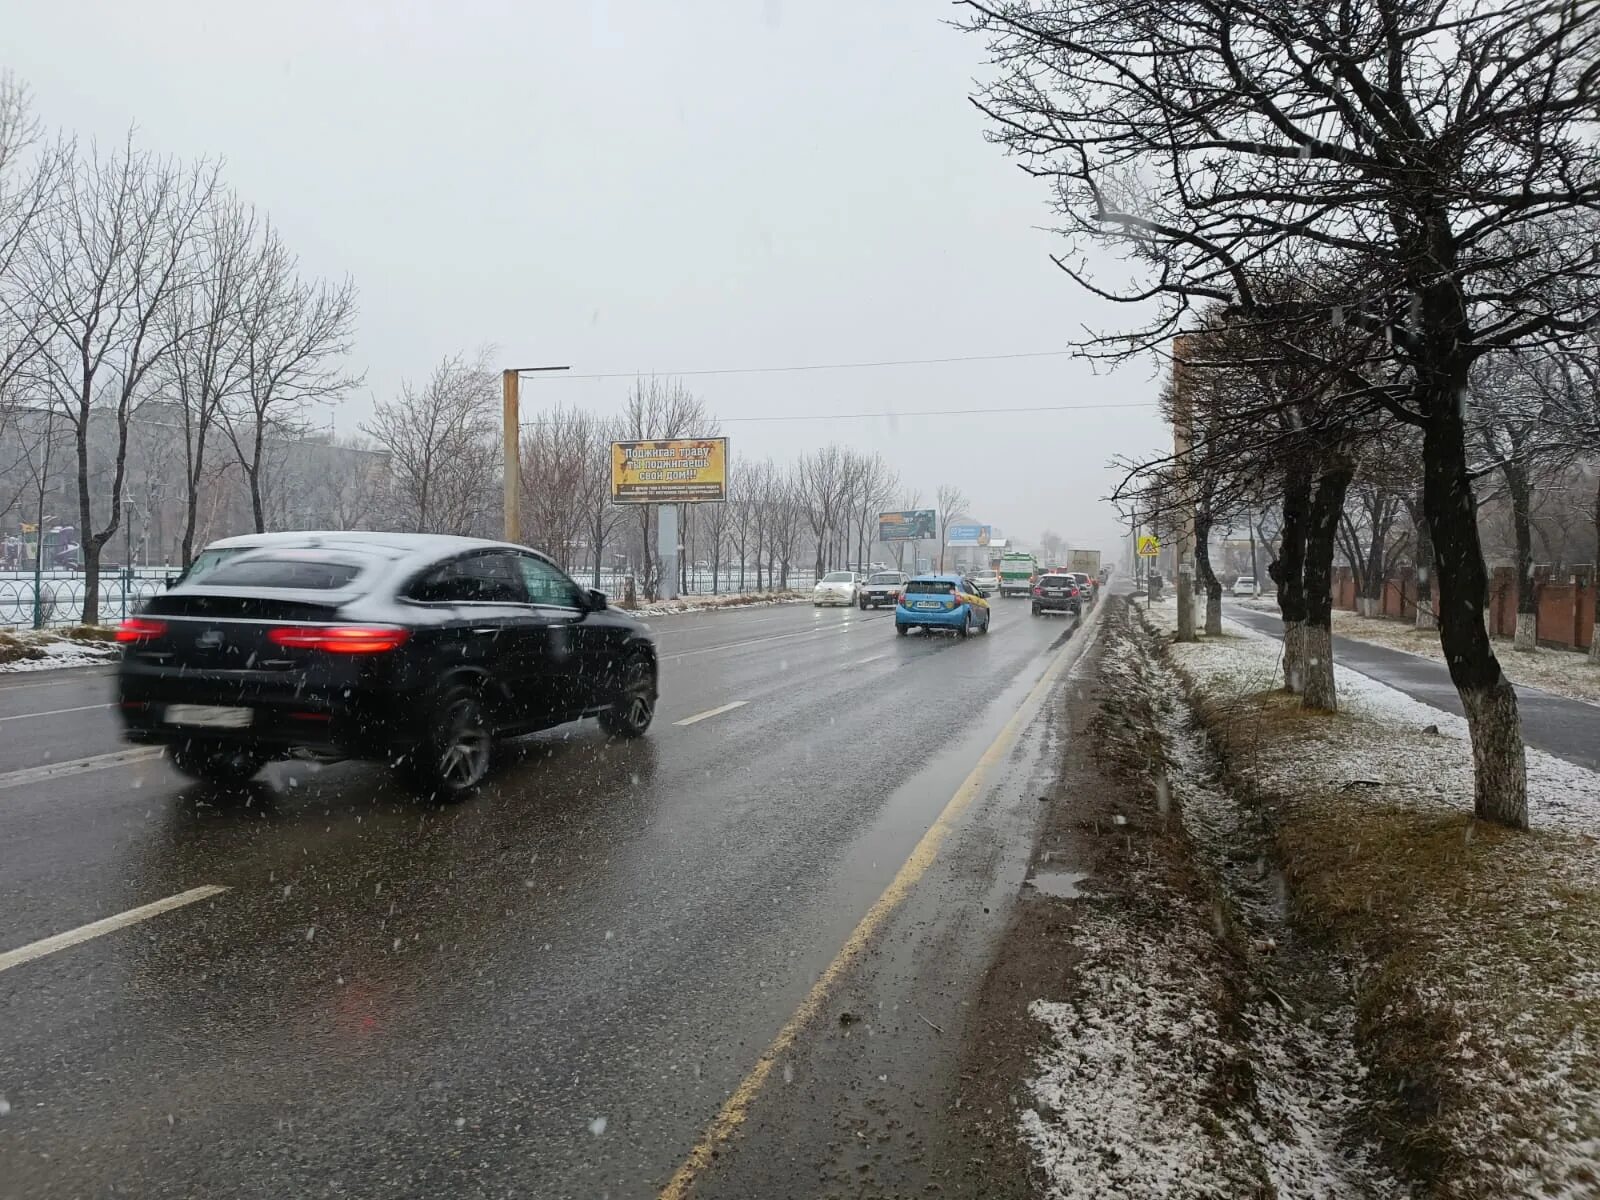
868,573,903,585
904,579,955,595
202,553,368,590
1039,575,1076,587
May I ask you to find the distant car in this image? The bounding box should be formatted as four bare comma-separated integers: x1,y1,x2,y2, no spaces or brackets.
896,574,992,637
812,570,861,606
1031,573,1083,617
117,533,657,798
859,570,908,609
1232,575,1259,597
1070,572,1097,602
693,559,710,571
972,571,1001,592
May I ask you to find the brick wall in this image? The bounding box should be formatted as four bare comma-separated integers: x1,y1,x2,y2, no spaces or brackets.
1328,565,1594,650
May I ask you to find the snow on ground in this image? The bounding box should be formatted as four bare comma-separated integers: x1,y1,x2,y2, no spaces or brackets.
1140,597,1600,1198
626,591,806,616
0,629,118,673
1019,605,1401,1200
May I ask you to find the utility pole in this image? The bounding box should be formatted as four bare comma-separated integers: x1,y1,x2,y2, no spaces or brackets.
501,364,572,543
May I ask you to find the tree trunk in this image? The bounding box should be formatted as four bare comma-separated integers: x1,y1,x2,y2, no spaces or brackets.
1301,457,1352,712
1194,511,1222,635
1423,388,1526,829
1507,468,1538,652
1272,471,1312,693
1591,475,1599,664
1411,491,1437,630
76,420,100,627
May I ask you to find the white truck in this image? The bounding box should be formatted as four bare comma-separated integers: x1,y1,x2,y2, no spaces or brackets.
1068,548,1101,577
998,550,1037,597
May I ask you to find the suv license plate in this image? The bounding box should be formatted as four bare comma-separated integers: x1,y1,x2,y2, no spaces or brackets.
164,704,253,729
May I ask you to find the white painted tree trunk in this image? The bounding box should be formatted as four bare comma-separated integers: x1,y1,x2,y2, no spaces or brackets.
1415,597,1436,630
1282,619,1306,694
1300,623,1336,711
1460,682,1529,829
1513,612,1537,653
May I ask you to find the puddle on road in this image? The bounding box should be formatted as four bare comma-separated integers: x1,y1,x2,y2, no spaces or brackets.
1025,869,1091,899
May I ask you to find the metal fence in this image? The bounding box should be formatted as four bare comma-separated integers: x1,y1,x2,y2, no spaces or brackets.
0,570,171,629
1,566,824,628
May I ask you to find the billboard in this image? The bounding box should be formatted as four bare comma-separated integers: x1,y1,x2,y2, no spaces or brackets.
946,523,991,547
878,509,936,541
611,437,729,504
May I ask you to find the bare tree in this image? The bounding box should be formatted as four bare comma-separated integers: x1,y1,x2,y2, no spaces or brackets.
363,350,499,536
935,483,968,572
965,0,1600,827
223,223,360,532
15,137,218,624
162,195,257,565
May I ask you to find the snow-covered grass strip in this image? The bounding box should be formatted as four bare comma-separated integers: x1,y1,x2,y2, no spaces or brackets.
1138,597,1600,1198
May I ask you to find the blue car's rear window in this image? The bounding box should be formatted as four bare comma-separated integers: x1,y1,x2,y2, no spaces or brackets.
904,579,956,595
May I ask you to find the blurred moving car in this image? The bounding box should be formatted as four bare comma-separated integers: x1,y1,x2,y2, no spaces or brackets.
167,530,331,587
972,570,1001,592
1070,571,1097,603
812,570,861,606
895,574,992,637
1232,575,1259,597
859,570,908,609
117,533,658,798
1031,572,1083,617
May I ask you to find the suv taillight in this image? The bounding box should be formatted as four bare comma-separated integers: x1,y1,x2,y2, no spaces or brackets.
1032,586,1043,597
115,617,168,643
268,625,410,654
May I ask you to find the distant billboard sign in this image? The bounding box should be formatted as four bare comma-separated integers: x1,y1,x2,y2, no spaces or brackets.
611,437,728,504
947,523,991,547
878,509,936,541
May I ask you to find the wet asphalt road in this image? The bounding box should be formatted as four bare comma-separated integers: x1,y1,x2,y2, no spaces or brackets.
0,597,1096,1199
1223,601,1600,772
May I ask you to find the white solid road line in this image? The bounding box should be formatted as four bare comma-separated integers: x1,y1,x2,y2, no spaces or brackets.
0,702,112,723
0,670,116,692
673,700,750,727
852,653,888,666
0,747,164,792
0,885,230,975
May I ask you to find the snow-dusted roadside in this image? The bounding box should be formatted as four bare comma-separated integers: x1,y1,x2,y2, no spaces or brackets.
1142,598,1600,1198
1233,594,1600,706
1017,600,1401,1200
625,590,806,617
0,628,119,673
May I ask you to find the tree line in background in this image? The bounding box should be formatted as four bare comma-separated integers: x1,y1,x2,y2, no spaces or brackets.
965,0,1600,829
0,74,357,624
0,74,970,619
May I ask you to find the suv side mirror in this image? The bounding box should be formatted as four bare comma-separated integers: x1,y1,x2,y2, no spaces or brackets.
586,587,608,611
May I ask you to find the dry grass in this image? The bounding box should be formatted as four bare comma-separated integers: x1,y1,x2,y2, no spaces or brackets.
0,630,48,664
1194,680,1600,1197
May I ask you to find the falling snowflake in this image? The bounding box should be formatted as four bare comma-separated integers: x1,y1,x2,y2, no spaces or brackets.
588,1116,608,1136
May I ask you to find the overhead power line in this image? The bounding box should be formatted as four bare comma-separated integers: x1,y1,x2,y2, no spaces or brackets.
538,349,1078,381
521,399,1157,427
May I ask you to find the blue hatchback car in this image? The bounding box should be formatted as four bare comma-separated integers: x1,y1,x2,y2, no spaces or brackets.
895,573,992,637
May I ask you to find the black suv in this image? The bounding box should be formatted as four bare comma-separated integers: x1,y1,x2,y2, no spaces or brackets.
117,533,658,797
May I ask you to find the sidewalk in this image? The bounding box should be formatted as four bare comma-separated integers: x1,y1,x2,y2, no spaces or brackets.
1225,604,1600,772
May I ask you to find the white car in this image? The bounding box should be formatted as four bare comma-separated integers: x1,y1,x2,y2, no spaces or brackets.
813,570,860,606
972,571,1001,592
1232,575,1259,597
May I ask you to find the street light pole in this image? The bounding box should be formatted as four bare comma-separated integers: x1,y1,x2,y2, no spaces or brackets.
502,364,572,543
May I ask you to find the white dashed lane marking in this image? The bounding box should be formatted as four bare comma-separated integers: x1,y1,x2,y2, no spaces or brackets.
0,885,230,974
673,701,749,727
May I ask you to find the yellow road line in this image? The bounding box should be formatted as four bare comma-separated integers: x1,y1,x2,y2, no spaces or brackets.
658,612,1096,1198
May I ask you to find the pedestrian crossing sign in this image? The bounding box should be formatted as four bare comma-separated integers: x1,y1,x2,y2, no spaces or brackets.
1137,535,1160,557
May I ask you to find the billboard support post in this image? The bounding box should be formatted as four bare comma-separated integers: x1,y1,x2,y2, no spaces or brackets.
658,505,679,602
502,364,572,543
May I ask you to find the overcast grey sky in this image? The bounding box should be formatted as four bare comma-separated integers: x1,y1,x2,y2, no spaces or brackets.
6,0,1166,557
